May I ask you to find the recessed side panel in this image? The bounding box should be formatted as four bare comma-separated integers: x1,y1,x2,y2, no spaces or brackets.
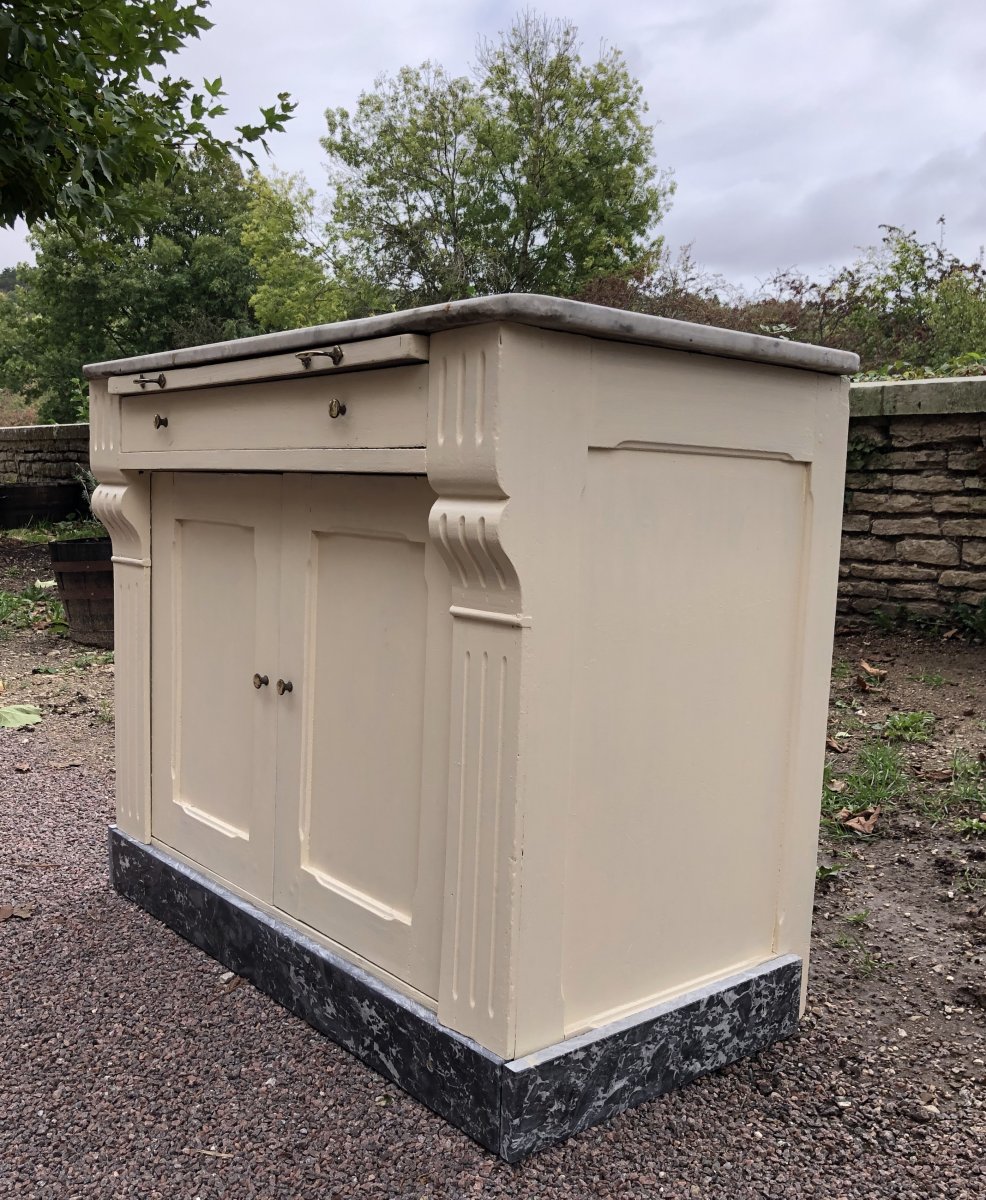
562,448,808,1034
274,475,452,999
150,474,280,901
172,519,257,835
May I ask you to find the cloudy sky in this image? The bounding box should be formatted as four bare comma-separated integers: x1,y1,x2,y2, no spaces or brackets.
3,0,984,287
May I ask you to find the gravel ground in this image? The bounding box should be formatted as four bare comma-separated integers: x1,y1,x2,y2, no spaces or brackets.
1,577,985,1196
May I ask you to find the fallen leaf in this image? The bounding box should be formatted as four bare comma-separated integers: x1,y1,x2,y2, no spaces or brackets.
860,659,888,679
827,779,847,794
833,807,852,823
0,904,33,921
942,628,958,640
919,767,953,782
844,806,882,835
826,737,849,754
13,762,30,774
0,704,42,729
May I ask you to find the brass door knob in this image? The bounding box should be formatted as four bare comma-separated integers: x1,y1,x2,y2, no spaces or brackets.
328,398,347,419
252,673,269,689
154,413,169,429
276,679,293,695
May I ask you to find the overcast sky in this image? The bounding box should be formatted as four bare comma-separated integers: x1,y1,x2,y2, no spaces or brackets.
3,0,984,288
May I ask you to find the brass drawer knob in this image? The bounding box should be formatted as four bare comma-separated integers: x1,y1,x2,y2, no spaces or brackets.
276,678,293,695
328,398,347,420
154,413,169,429
252,673,269,689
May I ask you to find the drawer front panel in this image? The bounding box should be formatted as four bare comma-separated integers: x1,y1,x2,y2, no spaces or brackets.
121,365,428,454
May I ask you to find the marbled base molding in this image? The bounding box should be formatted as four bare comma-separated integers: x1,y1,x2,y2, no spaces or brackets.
109,828,802,1162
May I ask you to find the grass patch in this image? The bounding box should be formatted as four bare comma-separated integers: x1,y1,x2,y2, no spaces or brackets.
4,518,105,544
956,818,986,838
833,931,889,978
822,742,909,837
72,651,114,670
914,787,953,824
883,711,935,743
0,584,66,637
911,669,947,687
844,741,909,807
869,600,986,643
956,868,986,896
949,750,984,805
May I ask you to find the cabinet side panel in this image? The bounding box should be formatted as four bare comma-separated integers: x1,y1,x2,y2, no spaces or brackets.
563,447,808,1033
773,376,850,1011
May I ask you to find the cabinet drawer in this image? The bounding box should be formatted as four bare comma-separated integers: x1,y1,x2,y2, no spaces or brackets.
120,364,428,455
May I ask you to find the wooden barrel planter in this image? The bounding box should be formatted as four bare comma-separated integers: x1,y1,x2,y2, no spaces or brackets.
0,482,85,529
49,538,114,648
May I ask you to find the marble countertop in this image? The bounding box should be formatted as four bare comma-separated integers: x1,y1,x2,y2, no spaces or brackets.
84,293,859,379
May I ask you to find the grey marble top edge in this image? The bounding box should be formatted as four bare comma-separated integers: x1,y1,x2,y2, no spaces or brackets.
504,954,802,1074
83,294,859,378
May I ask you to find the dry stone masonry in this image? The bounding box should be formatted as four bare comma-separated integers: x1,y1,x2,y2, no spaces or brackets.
841,378,986,619
0,423,90,485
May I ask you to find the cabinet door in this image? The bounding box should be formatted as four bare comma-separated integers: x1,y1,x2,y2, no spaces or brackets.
150,473,282,901
273,474,452,998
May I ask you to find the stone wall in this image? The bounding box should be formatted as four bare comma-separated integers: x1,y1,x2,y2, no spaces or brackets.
0,424,91,485
840,378,986,619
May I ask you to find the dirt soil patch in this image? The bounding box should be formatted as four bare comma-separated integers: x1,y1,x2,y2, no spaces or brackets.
1,542,983,1198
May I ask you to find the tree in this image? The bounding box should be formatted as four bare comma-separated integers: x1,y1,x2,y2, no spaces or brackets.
321,14,672,307
822,225,986,368
242,173,346,331
0,1,294,229
576,224,986,375
0,151,260,421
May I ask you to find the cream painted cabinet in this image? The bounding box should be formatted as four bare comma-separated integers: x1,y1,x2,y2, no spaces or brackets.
150,470,451,997
90,296,856,1158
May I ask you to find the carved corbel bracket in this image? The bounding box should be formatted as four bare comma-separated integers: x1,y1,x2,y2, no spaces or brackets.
91,480,151,566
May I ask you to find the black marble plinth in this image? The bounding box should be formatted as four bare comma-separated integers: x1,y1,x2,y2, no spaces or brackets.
109,828,802,1161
